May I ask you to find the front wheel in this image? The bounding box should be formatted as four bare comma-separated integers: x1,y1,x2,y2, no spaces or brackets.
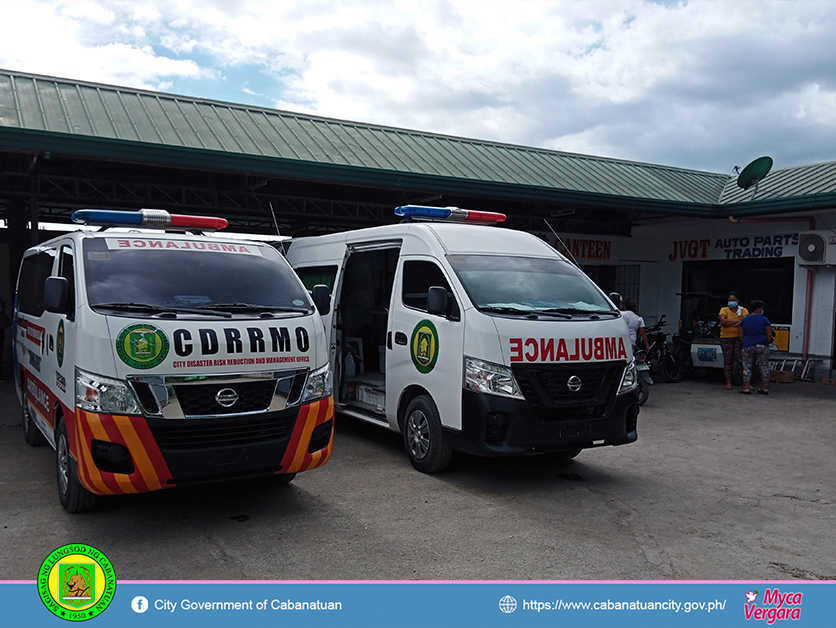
56,420,97,513
403,395,452,474
637,378,650,406
23,400,47,446
661,352,683,383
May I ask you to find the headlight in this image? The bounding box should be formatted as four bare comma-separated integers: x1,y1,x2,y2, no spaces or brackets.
76,368,142,414
300,363,332,404
618,360,638,395
463,357,523,398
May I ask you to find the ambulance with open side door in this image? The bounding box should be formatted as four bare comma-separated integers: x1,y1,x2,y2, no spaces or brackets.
15,209,334,512
286,205,640,473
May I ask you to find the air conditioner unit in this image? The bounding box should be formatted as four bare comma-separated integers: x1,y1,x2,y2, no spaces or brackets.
797,231,836,265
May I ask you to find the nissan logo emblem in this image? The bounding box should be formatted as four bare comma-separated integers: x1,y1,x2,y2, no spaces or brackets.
215,387,239,408
566,375,583,392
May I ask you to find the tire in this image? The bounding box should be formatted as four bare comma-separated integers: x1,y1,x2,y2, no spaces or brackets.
637,378,650,406
403,395,452,474
22,399,47,447
661,352,683,383
56,420,97,513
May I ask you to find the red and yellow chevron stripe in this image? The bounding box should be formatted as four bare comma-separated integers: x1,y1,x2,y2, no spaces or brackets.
280,396,335,474
67,397,334,495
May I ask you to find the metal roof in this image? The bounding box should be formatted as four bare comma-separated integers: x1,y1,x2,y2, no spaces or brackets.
718,160,836,216
0,69,727,210
1,68,835,217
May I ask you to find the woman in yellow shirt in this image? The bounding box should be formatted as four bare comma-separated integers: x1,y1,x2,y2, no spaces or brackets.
718,292,749,390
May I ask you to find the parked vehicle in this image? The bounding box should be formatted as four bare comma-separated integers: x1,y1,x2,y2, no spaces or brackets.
15,209,334,512
671,329,695,379
287,205,641,473
644,315,683,382
634,348,652,405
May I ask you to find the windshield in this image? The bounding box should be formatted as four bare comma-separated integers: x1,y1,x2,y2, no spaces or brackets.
448,254,615,313
82,237,311,314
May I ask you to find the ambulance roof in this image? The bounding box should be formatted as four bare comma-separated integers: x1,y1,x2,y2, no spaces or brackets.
288,223,564,263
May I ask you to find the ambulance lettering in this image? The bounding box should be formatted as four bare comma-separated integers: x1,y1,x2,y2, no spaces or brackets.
509,337,627,362
172,327,310,357
27,377,51,416
110,239,258,255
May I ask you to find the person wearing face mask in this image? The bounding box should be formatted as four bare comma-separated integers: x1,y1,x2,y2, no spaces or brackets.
718,292,749,390
739,300,773,395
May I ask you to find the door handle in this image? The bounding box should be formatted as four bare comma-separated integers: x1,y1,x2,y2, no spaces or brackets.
394,332,408,345
387,331,392,350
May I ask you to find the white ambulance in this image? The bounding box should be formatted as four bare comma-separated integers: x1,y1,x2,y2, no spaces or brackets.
286,205,640,473
15,209,334,512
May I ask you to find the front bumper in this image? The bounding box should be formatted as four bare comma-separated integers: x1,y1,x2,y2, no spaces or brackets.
445,388,639,456
71,397,334,495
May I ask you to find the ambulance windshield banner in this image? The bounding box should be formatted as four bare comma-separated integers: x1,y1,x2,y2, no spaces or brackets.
1,581,832,628
105,238,263,256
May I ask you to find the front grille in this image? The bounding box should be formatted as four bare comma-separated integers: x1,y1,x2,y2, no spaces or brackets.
512,361,624,420
131,382,160,414
173,380,278,416
148,412,297,450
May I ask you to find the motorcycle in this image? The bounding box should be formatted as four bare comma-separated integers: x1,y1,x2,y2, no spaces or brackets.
634,348,652,405
643,315,683,383
671,328,695,380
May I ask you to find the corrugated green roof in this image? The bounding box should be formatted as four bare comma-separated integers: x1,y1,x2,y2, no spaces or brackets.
1,68,835,217
0,69,728,209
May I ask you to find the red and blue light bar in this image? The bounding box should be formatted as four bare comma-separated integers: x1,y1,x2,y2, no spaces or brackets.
395,205,506,223
71,209,228,231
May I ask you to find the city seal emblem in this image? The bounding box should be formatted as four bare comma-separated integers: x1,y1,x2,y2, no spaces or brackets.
116,323,169,369
410,319,439,374
37,544,116,621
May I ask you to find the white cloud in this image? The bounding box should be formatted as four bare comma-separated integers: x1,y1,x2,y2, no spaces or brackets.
2,0,836,171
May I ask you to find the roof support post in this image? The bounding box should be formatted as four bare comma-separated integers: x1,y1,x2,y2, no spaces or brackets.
6,199,29,285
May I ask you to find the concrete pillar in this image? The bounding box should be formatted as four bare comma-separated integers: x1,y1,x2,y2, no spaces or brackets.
6,199,28,282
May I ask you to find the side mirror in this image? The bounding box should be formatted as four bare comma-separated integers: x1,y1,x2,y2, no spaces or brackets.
427,286,448,316
43,276,69,314
311,284,331,316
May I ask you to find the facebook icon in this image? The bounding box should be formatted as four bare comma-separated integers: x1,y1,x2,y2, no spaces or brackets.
131,596,149,613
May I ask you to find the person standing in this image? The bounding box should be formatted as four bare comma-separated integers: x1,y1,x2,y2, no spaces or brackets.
621,298,650,349
739,300,773,395
718,292,748,390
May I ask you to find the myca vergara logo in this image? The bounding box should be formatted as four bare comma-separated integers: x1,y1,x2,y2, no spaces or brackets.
410,319,439,374
116,323,169,369
37,544,116,621
744,588,802,624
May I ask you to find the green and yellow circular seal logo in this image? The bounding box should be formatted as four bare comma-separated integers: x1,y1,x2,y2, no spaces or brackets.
116,323,169,369
410,319,439,374
37,544,116,621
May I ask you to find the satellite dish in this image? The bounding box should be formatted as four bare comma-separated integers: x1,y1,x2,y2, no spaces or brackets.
736,156,773,193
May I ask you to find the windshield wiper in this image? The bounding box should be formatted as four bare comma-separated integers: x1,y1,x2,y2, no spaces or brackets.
477,306,540,317
540,308,619,317
92,302,232,317
199,303,311,313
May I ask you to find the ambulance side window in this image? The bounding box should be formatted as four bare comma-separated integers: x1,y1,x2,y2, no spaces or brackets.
17,250,57,317
402,261,460,320
59,245,76,319
296,265,338,293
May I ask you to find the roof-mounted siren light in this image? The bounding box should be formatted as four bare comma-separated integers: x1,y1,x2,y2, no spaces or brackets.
394,205,506,224
736,156,773,200
71,208,228,231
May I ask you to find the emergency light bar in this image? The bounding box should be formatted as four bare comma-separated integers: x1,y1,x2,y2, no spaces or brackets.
71,209,228,231
395,205,506,223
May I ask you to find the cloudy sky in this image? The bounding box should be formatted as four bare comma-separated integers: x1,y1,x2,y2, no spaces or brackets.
2,0,835,174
